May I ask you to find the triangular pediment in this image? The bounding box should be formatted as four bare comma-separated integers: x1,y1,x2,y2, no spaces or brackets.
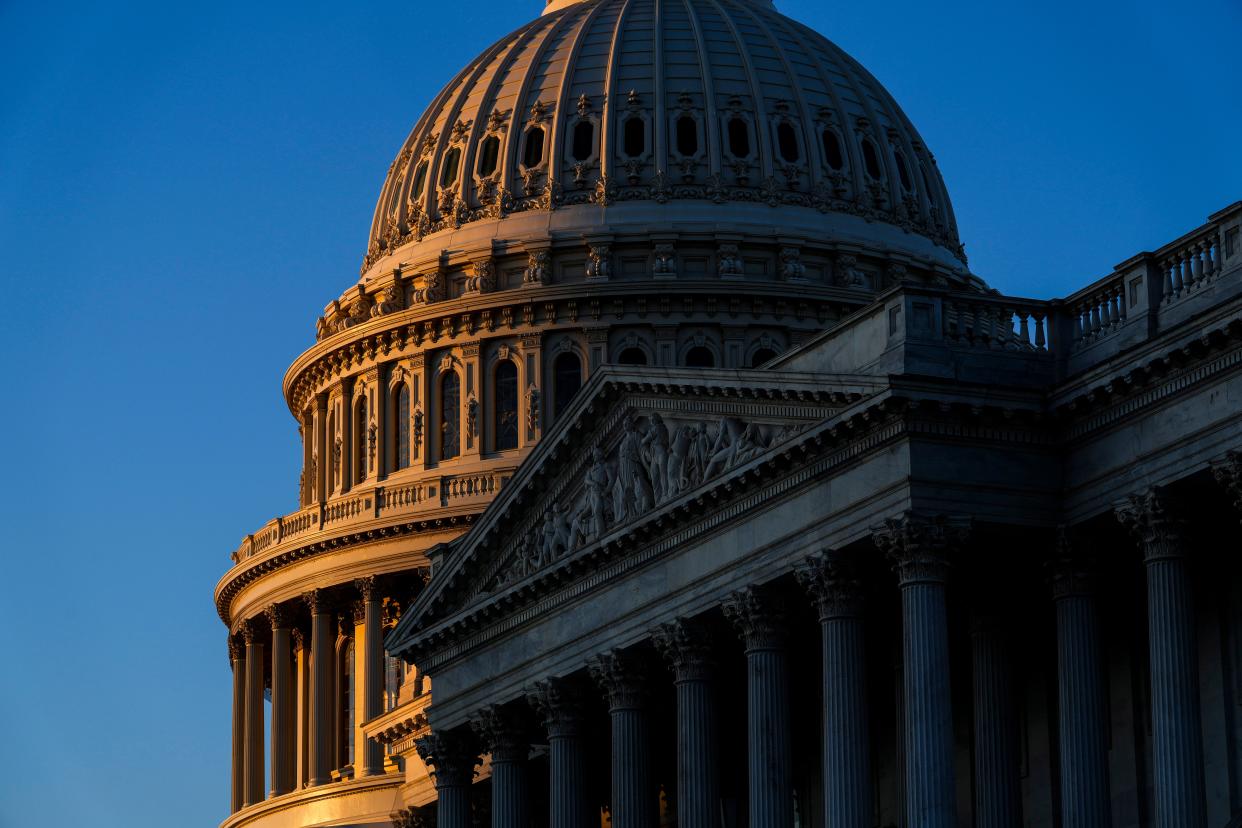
391,366,884,650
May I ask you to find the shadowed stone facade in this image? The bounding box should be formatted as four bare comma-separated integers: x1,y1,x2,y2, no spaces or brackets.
213,1,1242,826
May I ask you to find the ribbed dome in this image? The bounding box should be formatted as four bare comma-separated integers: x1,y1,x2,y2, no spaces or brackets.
361,0,963,277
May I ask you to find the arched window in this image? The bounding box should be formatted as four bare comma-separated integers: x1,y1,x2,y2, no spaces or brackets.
893,148,913,191
494,361,519,451
860,137,882,180
623,116,645,157
477,135,500,177
411,161,429,198
776,122,799,163
750,348,778,367
571,121,594,162
821,130,844,171
684,346,715,368
727,117,751,158
675,116,698,156
617,347,648,365
439,148,461,187
394,384,410,471
440,372,460,460
553,352,582,418
354,395,368,482
522,126,545,168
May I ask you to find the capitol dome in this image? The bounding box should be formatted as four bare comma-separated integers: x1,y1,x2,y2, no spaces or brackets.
360,0,965,280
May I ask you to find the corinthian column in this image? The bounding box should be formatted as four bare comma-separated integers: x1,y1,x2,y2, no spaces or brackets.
415,730,480,828
1212,451,1242,522
652,619,718,828
969,613,1021,827
722,586,792,828
794,553,871,828
589,649,655,828
302,589,335,787
266,604,294,797
472,705,530,828
241,619,266,807
355,576,385,777
529,677,591,828
1117,489,1207,828
229,636,245,813
873,512,969,828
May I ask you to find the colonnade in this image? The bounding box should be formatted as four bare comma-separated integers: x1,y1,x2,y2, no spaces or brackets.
227,576,409,813
413,488,1232,828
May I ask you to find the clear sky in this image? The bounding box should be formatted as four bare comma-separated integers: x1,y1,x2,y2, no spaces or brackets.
0,0,1238,825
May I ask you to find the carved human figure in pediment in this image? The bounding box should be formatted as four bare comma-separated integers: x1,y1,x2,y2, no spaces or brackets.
618,416,655,516
641,413,671,504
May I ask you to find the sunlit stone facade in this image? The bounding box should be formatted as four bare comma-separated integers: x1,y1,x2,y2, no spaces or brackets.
214,1,1242,826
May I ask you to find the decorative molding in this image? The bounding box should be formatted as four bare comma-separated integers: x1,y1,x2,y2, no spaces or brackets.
1115,486,1186,563
722,586,786,651
588,648,649,711
527,675,586,738
651,618,714,682
872,511,970,586
794,551,864,620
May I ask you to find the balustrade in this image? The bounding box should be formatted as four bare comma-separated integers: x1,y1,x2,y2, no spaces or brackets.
942,295,1051,352
1161,226,1223,303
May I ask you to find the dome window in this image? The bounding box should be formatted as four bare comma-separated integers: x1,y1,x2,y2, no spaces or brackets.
353,395,368,483
440,147,461,187
727,118,750,158
477,135,500,177
860,137,882,180
411,161,429,198
821,130,844,171
522,126,545,168
675,116,698,157
623,116,645,157
440,371,460,461
552,352,582,419
776,122,799,163
494,360,519,451
394,384,410,471
750,347,778,367
894,149,913,191
684,346,715,368
617,347,648,366
571,120,594,162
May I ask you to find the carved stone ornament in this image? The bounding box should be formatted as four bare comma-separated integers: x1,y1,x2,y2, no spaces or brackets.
524,250,551,285
290,628,306,652
588,649,649,711
527,676,585,738
466,395,479,439
355,575,379,602
466,258,495,294
722,586,787,651
301,588,333,615
265,603,293,630
228,635,243,663
1211,451,1242,518
794,552,864,620
414,730,480,789
1048,527,1097,601
836,254,867,288
370,284,404,317
491,411,789,589
469,705,530,763
651,618,714,682
392,805,437,828
526,385,541,433
779,246,806,280
1114,486,1186,563
652,243,677,277
872,511,970,586
585,243,611,279
413,407,424,452
716,243,743,278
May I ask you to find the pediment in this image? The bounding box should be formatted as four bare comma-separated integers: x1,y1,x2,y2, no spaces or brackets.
393,366,883,646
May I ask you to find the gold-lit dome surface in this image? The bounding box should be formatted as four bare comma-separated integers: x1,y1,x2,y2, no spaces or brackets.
360,0,963,279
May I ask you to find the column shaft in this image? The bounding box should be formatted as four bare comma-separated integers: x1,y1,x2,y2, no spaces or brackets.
308,601,334,786
269,624,293,796
548,733,589,828
491,759,528,828
1147,555,1208,826
243,634,266,807
1054,591,1111,826
822,614,870,828
611,707,654,828
230,644,245,813
676,677,717,828
971,621,1021,827
900,581,955,827
294,632,309,790
439,785,472,828
360,583,385,776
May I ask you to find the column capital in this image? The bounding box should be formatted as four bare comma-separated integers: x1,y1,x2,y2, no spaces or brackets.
872,511,969,586
291,627,306,652
351,599,367,626
392,805,437,828
527,675,586,738
1115,486,1185,562
1211,450,1242,518
414,730,480,789
588,648,650,711
382,596,404,631
354,575,381,601
722,586,786,651
651,618,715,682
794,551,865,620
228,635,244,664
265,602,294,630
470,704,531,763
240,617,264,645
301,587,334,615
1049,527,1098,600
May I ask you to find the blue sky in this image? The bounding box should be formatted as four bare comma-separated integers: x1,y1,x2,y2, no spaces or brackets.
0,0,1238,825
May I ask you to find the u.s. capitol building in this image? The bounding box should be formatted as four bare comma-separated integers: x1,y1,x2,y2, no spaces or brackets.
212,0,1242,826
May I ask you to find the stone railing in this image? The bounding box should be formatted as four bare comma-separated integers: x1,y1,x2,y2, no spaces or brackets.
941,293,1053,352
230,468,516,564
